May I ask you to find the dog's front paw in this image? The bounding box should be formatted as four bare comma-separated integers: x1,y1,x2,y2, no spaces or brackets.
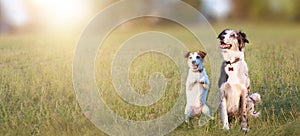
185,114,190,123
188,84,194,91
199,77,206,84
199,81,209,89
222,125,230,131
187,80,198,90
202,84,209,89
199,78,209,88
242,127,250,132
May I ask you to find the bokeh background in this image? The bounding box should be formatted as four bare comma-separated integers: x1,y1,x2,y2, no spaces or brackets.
0,0,299,135
0,0,299,34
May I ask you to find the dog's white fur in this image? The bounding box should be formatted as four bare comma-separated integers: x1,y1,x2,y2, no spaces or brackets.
184,51,213,123
218,29,250,131
247,93,261,117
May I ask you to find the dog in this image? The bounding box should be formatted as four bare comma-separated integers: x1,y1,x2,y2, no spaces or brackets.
184,50,213,125
217,29,251,131
247,93,261,117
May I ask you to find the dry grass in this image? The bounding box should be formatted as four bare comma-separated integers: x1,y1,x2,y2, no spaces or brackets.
0,23,299,135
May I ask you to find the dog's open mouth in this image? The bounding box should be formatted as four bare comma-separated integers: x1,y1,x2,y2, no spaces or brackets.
192,64,199,69
220,42,232,49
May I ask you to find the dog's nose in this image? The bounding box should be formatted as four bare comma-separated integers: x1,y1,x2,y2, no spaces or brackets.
192,61,196,64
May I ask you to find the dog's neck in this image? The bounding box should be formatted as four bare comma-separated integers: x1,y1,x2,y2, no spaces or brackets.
221,50,244,63
225,57,240,65
191,68,203,73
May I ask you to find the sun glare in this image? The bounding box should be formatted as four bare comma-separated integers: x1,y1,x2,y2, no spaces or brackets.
31,0,89,28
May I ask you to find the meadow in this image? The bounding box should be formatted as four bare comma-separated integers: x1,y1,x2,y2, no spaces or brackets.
0,23,299,135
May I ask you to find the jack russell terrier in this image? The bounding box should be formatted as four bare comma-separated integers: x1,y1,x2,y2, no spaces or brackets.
184,50,213,125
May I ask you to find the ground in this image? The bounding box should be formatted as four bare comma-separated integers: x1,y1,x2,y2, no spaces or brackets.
0,23,299,135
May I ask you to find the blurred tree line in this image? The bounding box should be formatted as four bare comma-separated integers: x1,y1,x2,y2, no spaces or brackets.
3,0,299,33
231,0,300,22
183,0,300,22
101,0,298,22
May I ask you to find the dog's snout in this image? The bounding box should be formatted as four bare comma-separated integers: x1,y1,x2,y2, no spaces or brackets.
192,61,196,64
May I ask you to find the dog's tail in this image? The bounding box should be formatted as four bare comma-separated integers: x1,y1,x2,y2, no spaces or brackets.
251,111,260,117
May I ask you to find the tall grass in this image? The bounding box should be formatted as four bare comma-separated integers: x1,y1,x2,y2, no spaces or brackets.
0,23,299,135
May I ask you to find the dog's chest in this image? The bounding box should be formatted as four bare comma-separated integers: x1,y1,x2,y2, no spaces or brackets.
188,72,202,81
224,64,240,83
225,64,237,73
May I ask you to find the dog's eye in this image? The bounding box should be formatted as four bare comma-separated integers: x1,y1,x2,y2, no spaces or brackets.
189,57,192,59
196,56,200,59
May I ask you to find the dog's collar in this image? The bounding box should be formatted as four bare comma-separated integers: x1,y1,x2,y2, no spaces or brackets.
192,68,203,73
225,57,240,65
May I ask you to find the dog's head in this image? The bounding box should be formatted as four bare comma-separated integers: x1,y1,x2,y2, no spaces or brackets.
184,50,206,72
217,29,249,52
249,93,261,103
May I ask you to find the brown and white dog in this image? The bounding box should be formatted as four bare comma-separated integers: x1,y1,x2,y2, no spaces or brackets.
217,29,251,131
184,51,213,125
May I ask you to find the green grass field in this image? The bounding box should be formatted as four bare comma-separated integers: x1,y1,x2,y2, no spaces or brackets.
0,23,299,135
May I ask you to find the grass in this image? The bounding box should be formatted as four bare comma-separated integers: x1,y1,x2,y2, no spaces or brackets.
0,23,299,135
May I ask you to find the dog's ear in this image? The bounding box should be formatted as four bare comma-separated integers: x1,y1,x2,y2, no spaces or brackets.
238,31,249,44
237,31,249,51
184,52,190,59
198,50,206,58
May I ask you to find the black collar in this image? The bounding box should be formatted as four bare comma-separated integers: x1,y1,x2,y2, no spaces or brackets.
225,58,240,65
193,68,203,73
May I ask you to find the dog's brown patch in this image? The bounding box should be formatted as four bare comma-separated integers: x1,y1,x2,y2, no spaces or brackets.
184,52,191,59
198,50,206,58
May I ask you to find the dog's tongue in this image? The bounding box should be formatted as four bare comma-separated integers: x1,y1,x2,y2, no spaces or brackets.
193,65,198,69
220,44,229,48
